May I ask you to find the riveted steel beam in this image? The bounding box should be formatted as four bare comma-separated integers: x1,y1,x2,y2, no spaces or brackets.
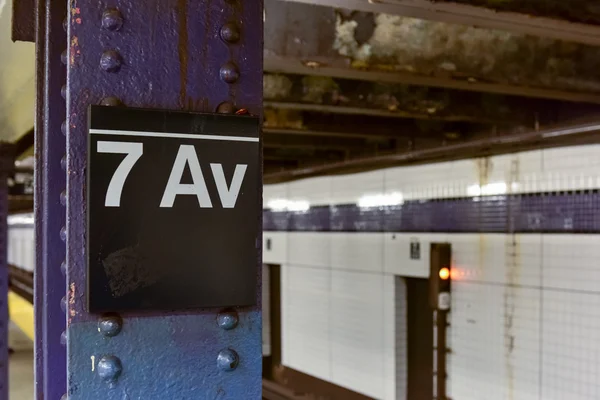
11,0,35,42
273,0,600,46
64,1,262,399
0,143,15,398
264,73,597,126
264,0,600,104
33,0,68,398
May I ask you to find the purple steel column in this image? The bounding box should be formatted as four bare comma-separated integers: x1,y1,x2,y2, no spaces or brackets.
65,1,263,398
0,144,15,399
33,0,68,398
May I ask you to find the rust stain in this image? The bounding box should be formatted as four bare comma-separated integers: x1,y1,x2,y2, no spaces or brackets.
68,282,76,324
504,156,520,400
70,36,79,66
177,0,189,109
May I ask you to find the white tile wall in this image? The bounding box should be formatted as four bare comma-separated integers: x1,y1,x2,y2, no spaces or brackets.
330,233,384,273
285,265,331,380
265,143,600,400
287,232,330,269
542,290,600,400
331,270,385,398
263,231,288,265
8,226,34,272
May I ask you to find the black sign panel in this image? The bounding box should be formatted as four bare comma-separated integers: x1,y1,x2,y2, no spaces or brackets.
87,106,260,312
410,238,420,260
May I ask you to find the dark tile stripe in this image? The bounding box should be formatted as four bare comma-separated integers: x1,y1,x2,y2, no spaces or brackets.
263,191,600,233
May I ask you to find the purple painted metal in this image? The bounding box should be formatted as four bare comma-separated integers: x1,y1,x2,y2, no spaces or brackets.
34,0,68,397
65,0,262,398
0,144,15,399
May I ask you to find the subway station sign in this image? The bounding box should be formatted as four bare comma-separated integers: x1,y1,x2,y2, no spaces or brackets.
86,106,260,312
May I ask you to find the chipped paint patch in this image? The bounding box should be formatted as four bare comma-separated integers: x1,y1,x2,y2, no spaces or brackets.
91,355,95,371
68,282,77,324
333,12,600,92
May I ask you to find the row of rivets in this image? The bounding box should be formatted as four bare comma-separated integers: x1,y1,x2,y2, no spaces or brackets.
219,13,240,86
100,9,124,73
217,309,239,370
215,2,243,373
95,9,125,387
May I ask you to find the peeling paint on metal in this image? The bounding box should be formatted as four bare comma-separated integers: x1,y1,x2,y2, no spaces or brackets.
333,12,600,93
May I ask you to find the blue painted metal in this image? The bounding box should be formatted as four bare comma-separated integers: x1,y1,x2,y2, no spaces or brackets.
34,0,68,397
0,146,13,399
64,0,263,398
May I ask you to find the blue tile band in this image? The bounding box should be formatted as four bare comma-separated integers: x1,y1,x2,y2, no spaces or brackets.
264,191,600,233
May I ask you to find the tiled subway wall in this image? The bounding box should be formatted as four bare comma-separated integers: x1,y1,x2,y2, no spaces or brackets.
7,213,34,272
264,144,600,400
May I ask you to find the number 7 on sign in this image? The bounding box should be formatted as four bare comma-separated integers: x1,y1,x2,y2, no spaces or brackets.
97,141,143,207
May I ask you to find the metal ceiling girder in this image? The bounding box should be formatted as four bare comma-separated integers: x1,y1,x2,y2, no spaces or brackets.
11,0,36,42
264,55,600,105
272,0,600,47
264,0,600,105
263,72,577,126
264,120,600,183
64,1,263,399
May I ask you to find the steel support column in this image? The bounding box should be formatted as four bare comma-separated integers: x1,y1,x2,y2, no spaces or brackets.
0,144,15,399
64,1,263,398
34,0,68,398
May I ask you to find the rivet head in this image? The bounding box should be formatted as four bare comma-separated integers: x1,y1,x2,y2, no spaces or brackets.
97,355,123,382
61,155,67,171
98,314,123,337
60,331,67,346
220,23,240,43
61,85,67,100
60,190,67,206
220,62,239,83
101,9,123,31
61,120,67,136
60,296,67,313
61,260,67,276
216,102,235,114
61,50,68,65
100,50,122,73
60,226,67,242
99,97,123,107
217,348,239,371
60,394,68,400
217,310,239,330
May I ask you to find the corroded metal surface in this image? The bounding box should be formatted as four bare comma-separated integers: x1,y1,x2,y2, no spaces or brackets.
264,73,588,125
264,0,600,98
64,0,262,398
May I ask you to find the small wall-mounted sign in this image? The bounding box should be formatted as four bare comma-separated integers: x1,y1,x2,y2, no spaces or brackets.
410,238,420,260
87,105,260,312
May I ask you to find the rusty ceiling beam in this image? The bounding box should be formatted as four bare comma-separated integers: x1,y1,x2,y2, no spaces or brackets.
264,72,578,126
264,55,600,105
264,120,600,183
264,127,391,140
265,101,497,123
273,0,600,46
